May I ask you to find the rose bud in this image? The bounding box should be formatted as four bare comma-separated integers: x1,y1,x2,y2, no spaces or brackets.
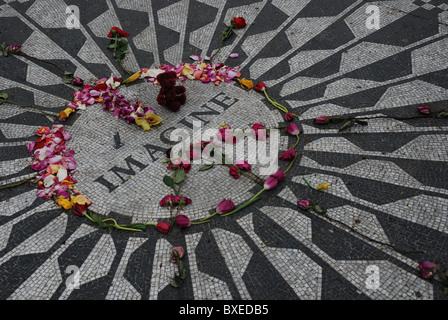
263,176,279,190
171,245,185,262
297,199,311,210
217,198,235,215
270,170,285,182
254,82,266,92
279,148,296,161
107,26,129,38
419,261,439,279
156,222,171,234
236,160,251,171
175,214,191,229
231,17,247,29
418,105,431,115
285,123,300,136
285,111,294,121
8,44,21,53
314,116,329,124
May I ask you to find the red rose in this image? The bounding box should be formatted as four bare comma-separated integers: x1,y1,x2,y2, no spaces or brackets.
285,112,294,121
232,17,246,29
229,165,240,179
254,82,266,92
156,222,171,234
107,26,129,38
279,148,296,161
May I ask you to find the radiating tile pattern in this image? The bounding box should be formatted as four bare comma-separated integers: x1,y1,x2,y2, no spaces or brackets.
0,0,447,300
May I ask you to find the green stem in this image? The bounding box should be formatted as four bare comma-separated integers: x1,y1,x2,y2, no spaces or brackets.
290,134,300,149
191,220,209,225
0,176,36,189
302,177,318,191
102,218,142,232
284,152,298,175
200,211,218,221
3,100,58,119
117,58,133,75
249,188,265,202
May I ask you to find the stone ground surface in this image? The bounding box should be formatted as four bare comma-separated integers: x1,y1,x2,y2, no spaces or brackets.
0,0,447,301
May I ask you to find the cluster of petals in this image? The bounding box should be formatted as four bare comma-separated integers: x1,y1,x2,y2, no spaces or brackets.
28,126,92,216
140,61,242,86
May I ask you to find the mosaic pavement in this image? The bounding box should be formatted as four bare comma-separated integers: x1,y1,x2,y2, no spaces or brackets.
0,0,447,301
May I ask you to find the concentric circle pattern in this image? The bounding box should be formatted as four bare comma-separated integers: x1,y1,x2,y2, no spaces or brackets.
0,0,447,301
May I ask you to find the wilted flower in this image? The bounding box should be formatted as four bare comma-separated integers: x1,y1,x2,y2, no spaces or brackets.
285,112,294,121
160,194,174,207
419,261,439,279
71,194,92,216
171,245,185,262
254,82,266,92
279,148,296,161
314,116,329,124
229,165,240,179
8,44,21,53
418,105,431,115
156,222,171,234
297,199,311,210
176,215,191,229
270,170,285,182
236,160,251,171
217,198,235,214
285,123,300,136
263,176,279,190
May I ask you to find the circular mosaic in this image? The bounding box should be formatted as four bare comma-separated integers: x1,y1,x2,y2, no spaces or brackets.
68,80,285,221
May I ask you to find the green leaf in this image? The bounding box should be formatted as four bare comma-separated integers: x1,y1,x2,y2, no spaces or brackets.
170,279,179,288
174,168,185,184
0,42,8,57
122,223,147,231
338,120,354,132
314,205,327,214
107,42,117,49
436,112,448,118
355,120,368,126
163,175,175,187
199,163,214,171
0,92,8,100
62,71,74,84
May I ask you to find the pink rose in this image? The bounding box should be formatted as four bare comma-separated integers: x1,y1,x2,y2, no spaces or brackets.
279,148,296,161
314,116,329,124
285,123,300,136
217,198,235,215
264,176,279,190
419,261,439,279
298,199,311,210
175,215,191,229
229,165,240,179
236,160,251,171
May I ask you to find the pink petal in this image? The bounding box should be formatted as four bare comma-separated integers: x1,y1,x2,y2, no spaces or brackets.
229,53,239,58
190,55,202,61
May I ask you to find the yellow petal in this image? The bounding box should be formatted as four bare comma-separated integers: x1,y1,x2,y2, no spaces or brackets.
122,70,142,84
135,117,151,131
238,78,253,90
72,194,92,205
59,107,75,120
